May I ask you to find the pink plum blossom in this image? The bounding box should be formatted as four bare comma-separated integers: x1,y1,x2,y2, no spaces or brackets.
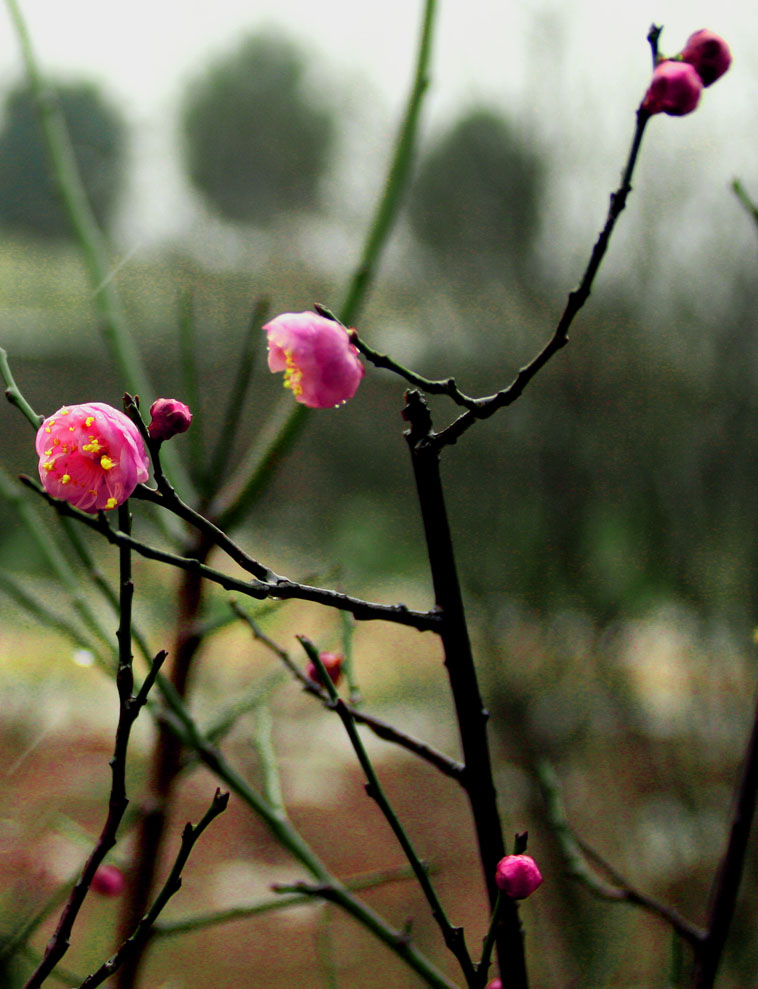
681,30,732,87
642,60,702,116
263,311,364,409
148,397,193,441
36,402,150,513
495,854,543,899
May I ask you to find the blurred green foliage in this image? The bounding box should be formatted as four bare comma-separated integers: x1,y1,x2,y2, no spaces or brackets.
0,81,124,239
409,107,544,283
181,31,336,225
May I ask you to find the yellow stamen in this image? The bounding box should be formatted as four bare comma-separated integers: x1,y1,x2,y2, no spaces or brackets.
85,417,95,426
82,438,103,454
61,474,71,485
105,497,118,509
60,408,70,415
44,448,53,457
42,460,55,472
100,455,115,471
283,350,303,397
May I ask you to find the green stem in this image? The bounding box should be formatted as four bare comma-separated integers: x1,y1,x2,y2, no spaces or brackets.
0,467,117,654
340,0,437,327
158,705,456,988
0,347,43,427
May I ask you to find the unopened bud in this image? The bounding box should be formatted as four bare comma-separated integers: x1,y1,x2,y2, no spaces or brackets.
495,854,543,899
148,398,192,442
91,864,126,897
681,30,732,87
306,650,344,687
485,980,503,989
642,60,702,116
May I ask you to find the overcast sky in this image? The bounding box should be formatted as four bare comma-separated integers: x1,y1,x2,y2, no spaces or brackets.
0,0,753,271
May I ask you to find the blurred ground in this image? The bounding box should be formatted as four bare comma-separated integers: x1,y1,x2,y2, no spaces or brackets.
1,586,757,987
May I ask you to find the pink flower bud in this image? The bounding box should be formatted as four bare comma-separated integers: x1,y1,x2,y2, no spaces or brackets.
681,30,732,87
91,864,126,896
642,60,702,116
148,397,193,442
495,854,543,899
306,650,344,687
36,403,149,513
485,981,502,989
263,311,364,409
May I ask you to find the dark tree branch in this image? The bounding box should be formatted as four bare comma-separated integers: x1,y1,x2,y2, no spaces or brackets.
20,475,441,633
692,687,758,988
403,391,523,987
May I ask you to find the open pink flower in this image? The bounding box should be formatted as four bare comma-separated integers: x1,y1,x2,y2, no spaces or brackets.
36,403,149,513
264,311,364,409
642,60,702,116
495,854,543,899
681,30,732,87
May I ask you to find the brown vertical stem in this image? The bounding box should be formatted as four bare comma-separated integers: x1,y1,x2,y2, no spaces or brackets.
114,530,213,989
404,391,527,988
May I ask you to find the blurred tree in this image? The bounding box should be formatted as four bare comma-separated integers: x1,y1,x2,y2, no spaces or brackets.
0,80,125,239
181,32,336,225
409,107,544,282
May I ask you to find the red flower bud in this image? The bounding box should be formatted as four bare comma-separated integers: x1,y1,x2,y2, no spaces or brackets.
495,854,543,899
148,398,192,442
91,864,126,896
642,60,702,117
681,30,732,87
485,981,503,989
306,650,344,687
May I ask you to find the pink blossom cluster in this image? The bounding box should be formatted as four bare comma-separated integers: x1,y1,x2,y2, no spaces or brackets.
642,29,731,117
264,311,364,409
36,402,149,513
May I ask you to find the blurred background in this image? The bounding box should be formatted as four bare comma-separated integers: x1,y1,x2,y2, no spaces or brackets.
0,0,757,985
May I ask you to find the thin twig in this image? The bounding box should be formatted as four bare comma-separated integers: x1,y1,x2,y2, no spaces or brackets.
432,105,650,449
231,603,465,781
22,474,441,631
76,790,230,988
538,761,705,948
153,864,418,937
24,503,167,988
155,702,458,988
